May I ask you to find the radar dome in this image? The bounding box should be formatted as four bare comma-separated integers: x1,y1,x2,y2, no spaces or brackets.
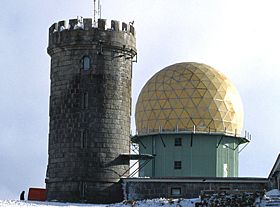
135,62,244,136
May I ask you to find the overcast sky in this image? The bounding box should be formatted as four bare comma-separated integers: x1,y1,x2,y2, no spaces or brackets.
1,0,280,199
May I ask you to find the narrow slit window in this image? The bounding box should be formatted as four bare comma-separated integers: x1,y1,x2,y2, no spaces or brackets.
81,130,87,149
82,56,91,70
82,92,88,109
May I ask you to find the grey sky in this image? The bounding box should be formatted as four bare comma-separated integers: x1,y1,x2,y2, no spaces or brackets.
1,0,280,199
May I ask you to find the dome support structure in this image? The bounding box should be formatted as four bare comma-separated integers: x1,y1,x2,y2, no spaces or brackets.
120,154,154,178
216,134,250,151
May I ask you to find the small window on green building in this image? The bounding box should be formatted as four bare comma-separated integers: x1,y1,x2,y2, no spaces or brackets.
174,161,182,169
174,138,182,146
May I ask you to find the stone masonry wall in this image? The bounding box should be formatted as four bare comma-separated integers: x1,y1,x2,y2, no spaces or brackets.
46,18,136,203
122,178,268,201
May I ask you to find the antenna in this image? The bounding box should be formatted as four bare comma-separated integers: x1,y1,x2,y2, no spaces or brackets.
93,0,102,24
93,0,96,23
98,0,102,19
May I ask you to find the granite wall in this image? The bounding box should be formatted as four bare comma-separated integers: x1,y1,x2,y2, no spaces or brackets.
46,18,136,203
122,177,268,200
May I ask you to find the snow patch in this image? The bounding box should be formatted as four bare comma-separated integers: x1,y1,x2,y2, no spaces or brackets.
265,189,280,197
0,198,200,207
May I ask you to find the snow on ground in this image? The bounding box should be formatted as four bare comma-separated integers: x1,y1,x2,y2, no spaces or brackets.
258,189,280,207
0,198,200,207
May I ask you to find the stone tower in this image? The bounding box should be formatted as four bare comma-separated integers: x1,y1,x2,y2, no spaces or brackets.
46,18,137,203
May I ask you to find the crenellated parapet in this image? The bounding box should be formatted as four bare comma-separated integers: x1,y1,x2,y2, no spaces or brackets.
48,18,136,55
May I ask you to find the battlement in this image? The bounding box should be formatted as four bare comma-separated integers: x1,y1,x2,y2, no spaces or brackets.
49,18,135,36
48,18,136,54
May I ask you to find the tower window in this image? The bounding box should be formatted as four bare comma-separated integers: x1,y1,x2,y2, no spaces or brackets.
174,161,182,170
174,138,182,146
81,130,88,149
82,92,88,109
82,56,91,70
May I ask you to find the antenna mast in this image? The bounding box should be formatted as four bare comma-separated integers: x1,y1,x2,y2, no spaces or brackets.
93,0,102,24
98,0,102,19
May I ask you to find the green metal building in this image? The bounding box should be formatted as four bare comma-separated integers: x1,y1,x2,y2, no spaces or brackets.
133,62,250,177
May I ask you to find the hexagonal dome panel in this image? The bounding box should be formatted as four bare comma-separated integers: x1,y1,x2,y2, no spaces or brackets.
135,62,244,136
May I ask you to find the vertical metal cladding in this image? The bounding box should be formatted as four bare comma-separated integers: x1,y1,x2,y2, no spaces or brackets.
46,18,136,203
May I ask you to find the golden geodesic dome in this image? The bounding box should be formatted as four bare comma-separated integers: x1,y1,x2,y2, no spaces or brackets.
135,62,244,136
